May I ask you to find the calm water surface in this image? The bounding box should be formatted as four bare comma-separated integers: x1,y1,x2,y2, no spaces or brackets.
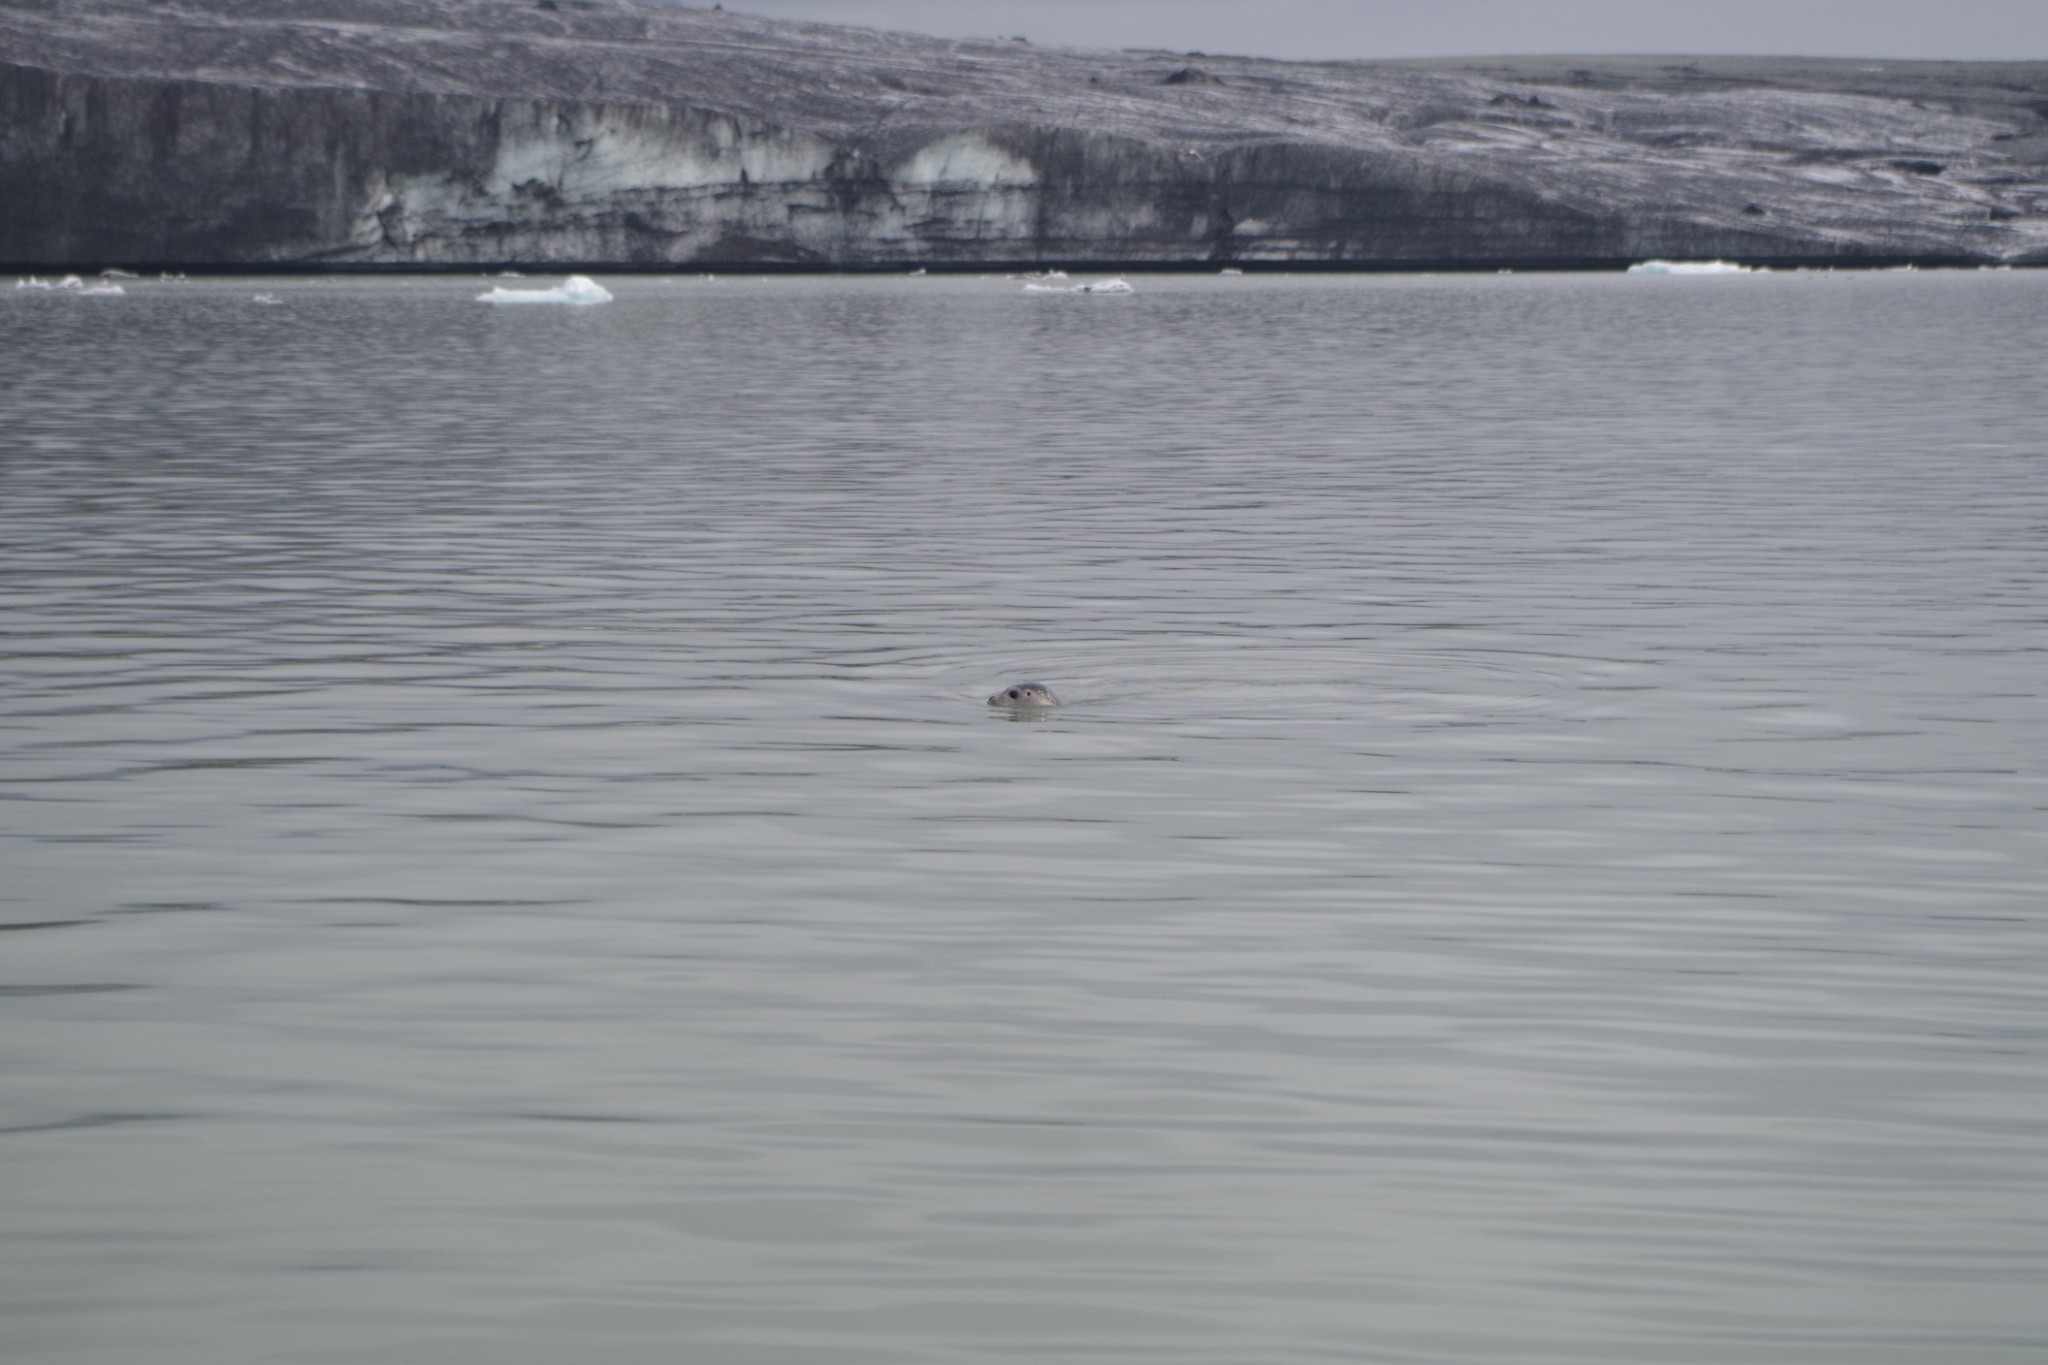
3,270,2045,1363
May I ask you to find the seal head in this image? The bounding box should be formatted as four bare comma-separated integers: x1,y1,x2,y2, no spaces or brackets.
988,681,1061,708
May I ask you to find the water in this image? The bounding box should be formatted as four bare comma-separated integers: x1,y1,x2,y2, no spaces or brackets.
3,269,2045,1364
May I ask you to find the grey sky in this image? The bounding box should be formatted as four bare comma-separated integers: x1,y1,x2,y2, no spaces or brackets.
718,1,2048,61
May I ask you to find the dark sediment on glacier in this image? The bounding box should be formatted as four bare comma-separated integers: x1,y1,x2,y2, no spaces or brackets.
4,0,2047,269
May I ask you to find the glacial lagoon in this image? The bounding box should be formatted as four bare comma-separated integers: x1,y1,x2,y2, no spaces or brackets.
3,269,2046,1363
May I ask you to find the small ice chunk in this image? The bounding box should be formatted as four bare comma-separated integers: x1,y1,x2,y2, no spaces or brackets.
477,274,613,305
1627,259,1755,275
79,283,126,296
56,274,84,290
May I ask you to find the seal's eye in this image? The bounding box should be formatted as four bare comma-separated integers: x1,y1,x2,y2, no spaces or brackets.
1007,689,1020,698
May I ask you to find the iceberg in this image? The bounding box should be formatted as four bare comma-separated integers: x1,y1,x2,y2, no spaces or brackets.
1627,259,1756,275
79,283,126,296
1022,276,1134,295
476,274,613,305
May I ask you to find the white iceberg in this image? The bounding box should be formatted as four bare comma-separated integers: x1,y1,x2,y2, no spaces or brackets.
476,274,613,306
1627,259,1757,276
79,283,126,296
1023,276,1134,295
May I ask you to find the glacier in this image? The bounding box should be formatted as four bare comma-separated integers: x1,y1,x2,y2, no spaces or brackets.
3,0,2046,269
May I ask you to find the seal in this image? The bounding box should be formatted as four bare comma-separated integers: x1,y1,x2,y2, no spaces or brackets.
988,681,1061,708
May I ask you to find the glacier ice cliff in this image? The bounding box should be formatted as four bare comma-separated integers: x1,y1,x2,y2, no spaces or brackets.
3,0,2046,268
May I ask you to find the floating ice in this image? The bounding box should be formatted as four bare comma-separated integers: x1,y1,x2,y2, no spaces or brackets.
1023,276,1134,295
1627,259,1757,275
251,292,283,305
79,283,126,296
55,274,84,290
477,274,613,305
14,276,53,290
